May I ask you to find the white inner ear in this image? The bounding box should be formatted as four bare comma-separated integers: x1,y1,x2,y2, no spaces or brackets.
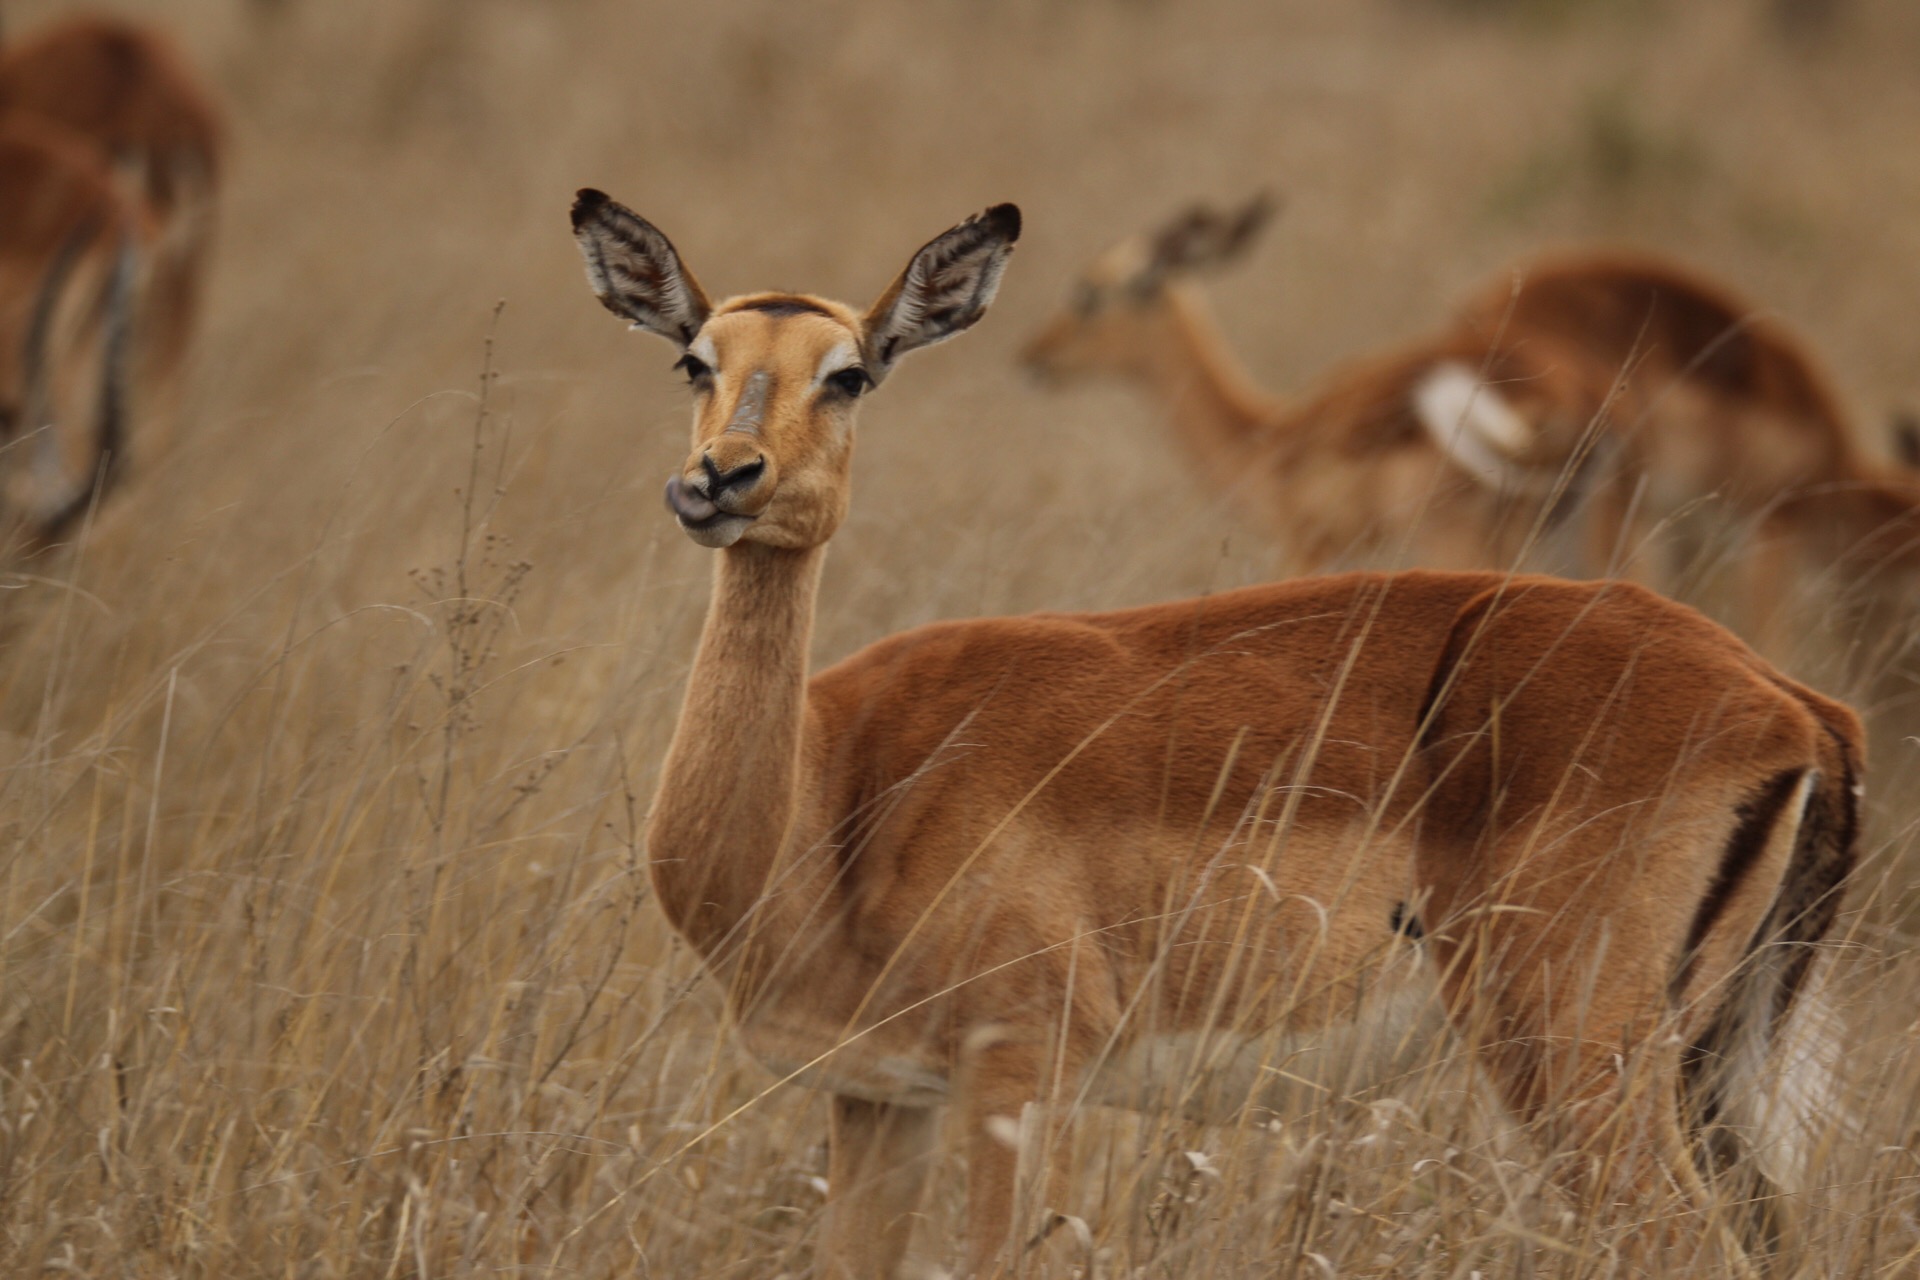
813,341,860,387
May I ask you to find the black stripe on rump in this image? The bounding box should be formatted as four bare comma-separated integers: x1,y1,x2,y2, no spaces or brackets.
1668,767,1808,1004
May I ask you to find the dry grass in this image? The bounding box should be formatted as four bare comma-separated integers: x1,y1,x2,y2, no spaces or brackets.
0,0,1918,1274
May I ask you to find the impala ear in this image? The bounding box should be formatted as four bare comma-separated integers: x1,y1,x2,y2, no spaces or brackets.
570,189,712,346
863,203,1021,384
1218,191,1279,262
1144,190,1279,286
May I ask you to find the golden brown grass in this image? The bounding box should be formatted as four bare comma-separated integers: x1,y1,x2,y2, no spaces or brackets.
0,0,1918,1273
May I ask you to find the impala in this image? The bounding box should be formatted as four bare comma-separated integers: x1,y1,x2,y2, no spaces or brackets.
0,118,142,540
0,14,222,435
1022,200,1920,646
573,190,1861,1277
1021,195,1598,576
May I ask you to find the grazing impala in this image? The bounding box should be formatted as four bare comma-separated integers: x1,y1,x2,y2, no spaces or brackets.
1023,201,1920,641
573,190,1860,1277
0,118,142,540
1021,196,1608,576
0,14,222,435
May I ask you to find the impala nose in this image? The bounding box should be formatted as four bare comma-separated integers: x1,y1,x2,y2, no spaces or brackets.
701,452,765,498
664,451,767,527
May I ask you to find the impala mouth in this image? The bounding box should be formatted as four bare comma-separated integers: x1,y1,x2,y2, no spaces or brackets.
664,475,758,547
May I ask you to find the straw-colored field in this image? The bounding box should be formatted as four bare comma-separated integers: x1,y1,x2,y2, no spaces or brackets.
2,0,1918,1274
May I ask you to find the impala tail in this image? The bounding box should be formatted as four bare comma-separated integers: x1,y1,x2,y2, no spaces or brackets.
19,221,140,543
1685,716,1859,1200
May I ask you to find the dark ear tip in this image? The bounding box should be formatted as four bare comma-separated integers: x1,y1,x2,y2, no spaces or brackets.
984,203,1022,243
571,188,610,229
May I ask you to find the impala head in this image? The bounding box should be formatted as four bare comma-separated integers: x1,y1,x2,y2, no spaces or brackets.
1021,192,1275,384
572,190,1020,550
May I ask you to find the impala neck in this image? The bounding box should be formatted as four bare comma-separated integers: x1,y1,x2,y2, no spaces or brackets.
647,540,824,954
1138,285,1285,482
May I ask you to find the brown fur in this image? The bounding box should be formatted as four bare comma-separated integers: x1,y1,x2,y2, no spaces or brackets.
573,194,1863,1278
0,17,222,214
0,117,144,539
0,15,224,440
1454,250,1862,502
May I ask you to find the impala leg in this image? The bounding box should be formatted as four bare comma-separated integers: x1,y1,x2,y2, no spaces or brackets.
962,1058,1032,1278
820,1095,937,1280
1461,985,1756,1277
959,1037,1085,1279
1567,1040,1760,1280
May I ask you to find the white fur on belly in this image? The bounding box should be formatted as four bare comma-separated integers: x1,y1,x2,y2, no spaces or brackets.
1085,961,1446,1123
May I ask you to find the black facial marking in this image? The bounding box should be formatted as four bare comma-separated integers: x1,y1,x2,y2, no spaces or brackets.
1389,903,1424,940
735,296,834,319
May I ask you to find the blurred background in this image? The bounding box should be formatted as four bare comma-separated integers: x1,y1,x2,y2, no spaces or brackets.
2,0,1918,1274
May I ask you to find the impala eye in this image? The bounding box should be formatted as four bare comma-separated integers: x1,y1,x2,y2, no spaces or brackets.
826,367,872,398
673,353,712,385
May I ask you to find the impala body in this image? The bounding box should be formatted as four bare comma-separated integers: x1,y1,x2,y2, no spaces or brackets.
1444,251,1920,640
572,191,1861,1278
